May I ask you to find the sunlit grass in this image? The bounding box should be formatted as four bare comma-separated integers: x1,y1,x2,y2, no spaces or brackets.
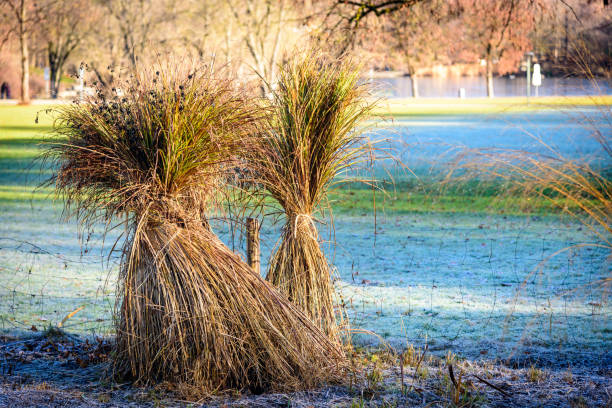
328,188,580,215
0,186,55,202
0,107,51,127
376,95,612,117
4,96,611,125
0,106,55,162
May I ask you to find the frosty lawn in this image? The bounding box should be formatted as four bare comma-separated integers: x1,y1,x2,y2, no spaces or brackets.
0,104,609,365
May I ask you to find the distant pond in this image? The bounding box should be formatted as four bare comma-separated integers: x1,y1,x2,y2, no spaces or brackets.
375,76,612,98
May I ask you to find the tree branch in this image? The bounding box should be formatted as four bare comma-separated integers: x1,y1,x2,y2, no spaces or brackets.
336,0,425,25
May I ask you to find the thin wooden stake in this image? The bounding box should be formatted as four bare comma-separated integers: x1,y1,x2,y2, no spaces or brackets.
246,218,260,274
400,353,405,395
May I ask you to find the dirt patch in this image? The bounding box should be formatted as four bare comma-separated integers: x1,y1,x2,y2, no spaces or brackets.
1,331,610,407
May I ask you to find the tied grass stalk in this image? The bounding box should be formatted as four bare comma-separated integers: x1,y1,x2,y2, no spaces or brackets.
45,63,345,393
249,51,376,339
118,218,346,393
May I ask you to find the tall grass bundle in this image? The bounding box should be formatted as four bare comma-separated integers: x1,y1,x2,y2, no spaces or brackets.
248,52,375,338
46,64,345,393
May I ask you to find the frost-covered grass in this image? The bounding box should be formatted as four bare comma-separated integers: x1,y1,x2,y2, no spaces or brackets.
0,104,609,364
329,215,610,359
0,200,117,335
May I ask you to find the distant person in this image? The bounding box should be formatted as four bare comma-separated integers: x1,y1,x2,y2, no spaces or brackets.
0,82,10,99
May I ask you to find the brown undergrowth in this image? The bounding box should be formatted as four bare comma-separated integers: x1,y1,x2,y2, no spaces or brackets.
1,333,609,407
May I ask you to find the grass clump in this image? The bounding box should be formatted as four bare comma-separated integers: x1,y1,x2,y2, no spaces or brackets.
527,365,545,383
45,63,345,394
455,143,611,244
247,51,375,339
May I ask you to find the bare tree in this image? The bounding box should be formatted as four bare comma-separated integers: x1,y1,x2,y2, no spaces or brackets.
314,0,430,58
535,0,611,76
104,0,166,69
225,0,287,91
332,0,427,26
0,0,41,103
455,0,538,97
0,6,11,49
377,0,448,97
84,0,181,88
179,0,226,61
36,0,92,98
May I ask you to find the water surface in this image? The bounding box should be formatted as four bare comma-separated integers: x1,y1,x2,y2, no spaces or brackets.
376,76,612,98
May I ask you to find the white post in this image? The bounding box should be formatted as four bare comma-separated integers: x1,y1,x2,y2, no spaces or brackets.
78,65,85,101
43,67,50,98
532,63,542,98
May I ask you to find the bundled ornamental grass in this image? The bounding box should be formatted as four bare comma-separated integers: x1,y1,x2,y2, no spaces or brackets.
247,52,375,339
45,64,346,393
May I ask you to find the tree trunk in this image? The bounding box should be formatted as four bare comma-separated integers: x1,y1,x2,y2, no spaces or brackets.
48,45,68,99
19,0,30,104
49,65,60,99
564,10,569,62
485,58,494,98
410,74,419,98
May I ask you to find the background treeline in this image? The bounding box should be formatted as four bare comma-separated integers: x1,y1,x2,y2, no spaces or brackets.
0,0,610,102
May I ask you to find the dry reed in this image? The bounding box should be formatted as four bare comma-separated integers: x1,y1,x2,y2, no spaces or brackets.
450,100,610,248
45,63,346,394
247,51,375,339
450,110,611,290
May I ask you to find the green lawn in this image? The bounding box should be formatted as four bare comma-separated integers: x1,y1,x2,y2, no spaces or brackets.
327,188,574,216
0,105,55,160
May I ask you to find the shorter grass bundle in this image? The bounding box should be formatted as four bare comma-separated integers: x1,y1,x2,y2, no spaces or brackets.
46,64,345,393
248,51,375,339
